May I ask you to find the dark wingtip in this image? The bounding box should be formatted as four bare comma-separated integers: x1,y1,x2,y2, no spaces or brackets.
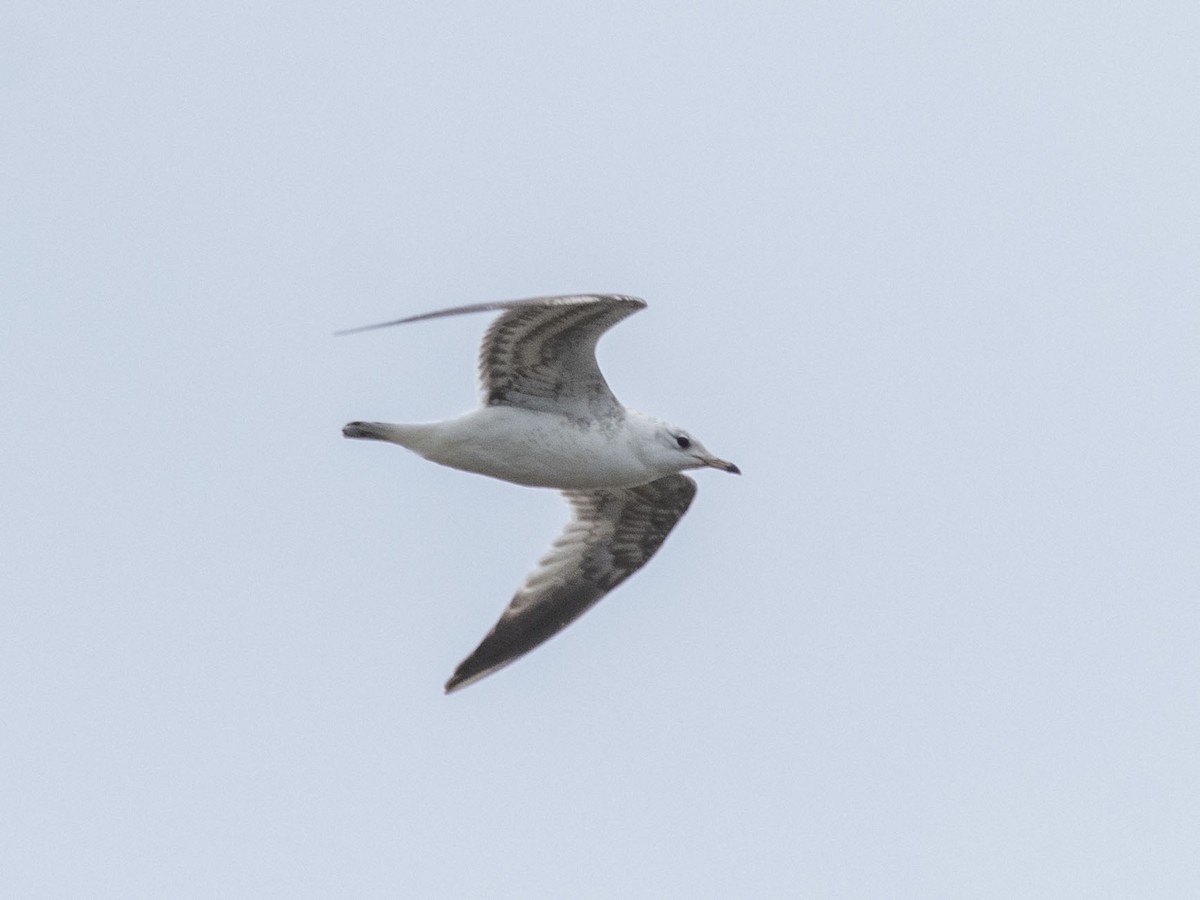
443,669,478,694
726,463,741,475
333,317,418,337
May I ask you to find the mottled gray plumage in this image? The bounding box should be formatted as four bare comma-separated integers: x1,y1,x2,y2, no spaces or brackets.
445,472,697,692
339,294,645,417
340,294,738,693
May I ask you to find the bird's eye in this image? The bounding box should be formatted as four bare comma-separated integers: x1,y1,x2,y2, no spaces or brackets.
675,435,691,450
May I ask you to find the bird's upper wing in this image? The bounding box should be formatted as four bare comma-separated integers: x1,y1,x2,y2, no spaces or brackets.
338,294,646,418
444,473,698,693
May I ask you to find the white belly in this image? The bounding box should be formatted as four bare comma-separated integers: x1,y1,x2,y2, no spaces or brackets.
423,406,658,489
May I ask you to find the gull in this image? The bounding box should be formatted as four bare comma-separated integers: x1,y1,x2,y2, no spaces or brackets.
340,294,739,693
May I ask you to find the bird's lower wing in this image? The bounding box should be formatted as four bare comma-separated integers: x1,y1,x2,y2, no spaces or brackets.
444,473,698,693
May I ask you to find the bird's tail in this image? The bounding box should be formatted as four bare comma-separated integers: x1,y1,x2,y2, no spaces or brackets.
342,421,441,456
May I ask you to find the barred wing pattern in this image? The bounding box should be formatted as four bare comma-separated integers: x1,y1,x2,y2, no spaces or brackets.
337,294,646,418
444,473,698,693
476,295,644,415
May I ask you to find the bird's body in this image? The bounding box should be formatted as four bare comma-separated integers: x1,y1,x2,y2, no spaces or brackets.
341,294,738,692
347,405,688,489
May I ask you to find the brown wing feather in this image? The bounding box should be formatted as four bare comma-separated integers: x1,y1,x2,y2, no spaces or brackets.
477,296,644,414
336,294,646,417
444,473,698,693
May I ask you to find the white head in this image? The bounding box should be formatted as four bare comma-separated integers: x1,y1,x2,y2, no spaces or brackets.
637,417,740,478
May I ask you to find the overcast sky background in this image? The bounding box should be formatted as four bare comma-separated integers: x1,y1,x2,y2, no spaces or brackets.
4,2,1199,897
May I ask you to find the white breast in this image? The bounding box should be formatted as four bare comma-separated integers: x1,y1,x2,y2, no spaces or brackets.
422,406,659,489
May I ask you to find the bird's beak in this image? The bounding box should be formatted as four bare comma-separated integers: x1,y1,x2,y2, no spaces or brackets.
701,455,741,475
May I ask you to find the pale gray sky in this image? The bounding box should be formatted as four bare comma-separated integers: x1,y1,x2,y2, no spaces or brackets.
4,2,1199,897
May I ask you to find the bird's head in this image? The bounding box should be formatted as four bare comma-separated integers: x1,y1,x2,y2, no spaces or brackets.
649,421,740,477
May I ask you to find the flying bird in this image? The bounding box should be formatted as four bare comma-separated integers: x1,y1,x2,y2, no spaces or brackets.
341,294,739,692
